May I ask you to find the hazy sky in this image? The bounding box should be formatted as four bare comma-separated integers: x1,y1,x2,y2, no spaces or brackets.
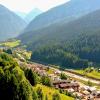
0,0,70,13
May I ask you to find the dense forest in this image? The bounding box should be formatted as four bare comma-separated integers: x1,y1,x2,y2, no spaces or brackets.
31,32,100,69
18,10,100,69
31,44,88,69
0,52,38,100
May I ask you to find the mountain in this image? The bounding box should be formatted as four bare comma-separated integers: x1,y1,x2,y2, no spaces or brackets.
19,9,100,68
25,8,42,23
19,9,100,46
0,5,26,41
16,12,27,19
23,0,100,33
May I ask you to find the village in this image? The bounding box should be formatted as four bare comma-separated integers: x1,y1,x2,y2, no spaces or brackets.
0,44,100,100
21,62,100,100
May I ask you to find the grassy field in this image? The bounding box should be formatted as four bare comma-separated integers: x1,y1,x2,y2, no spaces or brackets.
34,84,74,100
75,70,100,80
87,70,100,79
46,68,54,74
0,40,21,47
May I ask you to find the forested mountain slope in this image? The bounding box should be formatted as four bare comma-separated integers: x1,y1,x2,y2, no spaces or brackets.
23,0,100,33
20,9,100,69
20,10,100,47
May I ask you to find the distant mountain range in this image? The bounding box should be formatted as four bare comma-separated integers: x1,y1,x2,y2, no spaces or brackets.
22,0,100,33
25,8,42,23
16,8,42,23
16,12,27,19
19,0,100,68
20,9,100,68
19,9,100,51
0,5,26,41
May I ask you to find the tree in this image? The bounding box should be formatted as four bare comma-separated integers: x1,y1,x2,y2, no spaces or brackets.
60,73,68,80
37,87,44,100
4,49,12,54
25,69,38,86
41,76,52,87
0,53,36,100
32,90,38,100
52,92,61,100
87,80,93,86
45,95,48,100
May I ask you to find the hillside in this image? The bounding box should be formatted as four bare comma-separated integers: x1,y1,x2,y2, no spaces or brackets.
0,52,36,100
19,9,100,68
22,0,100,33
20,9,100,46
0,5,26,41
25,8,42,23
16,12,27,19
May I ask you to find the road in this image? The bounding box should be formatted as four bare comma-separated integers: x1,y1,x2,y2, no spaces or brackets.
50,67,100,85
27,62,100,85
63,71,100,85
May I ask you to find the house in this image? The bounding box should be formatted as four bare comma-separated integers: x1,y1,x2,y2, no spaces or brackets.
53,80,80,92
82,90,90,95
54,70,61,75
73,92,83,98
96,91,100,98
48,74,60,81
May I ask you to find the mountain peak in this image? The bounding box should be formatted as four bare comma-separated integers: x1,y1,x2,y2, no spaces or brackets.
25,8,42,23
33,8,42,12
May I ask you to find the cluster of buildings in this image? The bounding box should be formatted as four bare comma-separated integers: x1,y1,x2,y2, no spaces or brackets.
26,63,100,100
48,70,100,100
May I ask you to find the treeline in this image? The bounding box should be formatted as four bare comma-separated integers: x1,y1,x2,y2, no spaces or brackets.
31,44,88,69
31,33,100,69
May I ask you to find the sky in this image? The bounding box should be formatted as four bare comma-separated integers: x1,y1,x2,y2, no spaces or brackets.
0,0,70,13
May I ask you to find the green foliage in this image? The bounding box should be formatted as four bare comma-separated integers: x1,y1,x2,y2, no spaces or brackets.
45,95,48,100
34,84,74,100
60,73,68,80
21,9,100,69
25,69,38,86
87,80,93,86
52,92,61,100
31,45,88,69
0,52,36,100
32,90,38,100
75,67,100,79
37,87,44,100
4,48,13,54
65,90,76,98
41,76,52,87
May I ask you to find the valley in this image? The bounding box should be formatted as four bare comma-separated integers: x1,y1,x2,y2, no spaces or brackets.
0,0,100,99
0,39,100,100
